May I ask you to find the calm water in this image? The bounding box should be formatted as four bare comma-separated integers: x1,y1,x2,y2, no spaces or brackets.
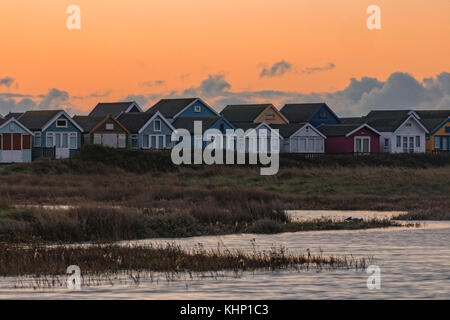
1,211,449,299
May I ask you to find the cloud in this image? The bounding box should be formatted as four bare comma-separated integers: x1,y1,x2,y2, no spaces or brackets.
259,61,293,78
182,74,231,98
141,72,450,116
139,80,166,88
0,77,16,88
300,63,336,75
259,61,336,78
0,88,83,116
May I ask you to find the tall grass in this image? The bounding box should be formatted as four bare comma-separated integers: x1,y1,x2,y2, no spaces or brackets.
0,242,370,277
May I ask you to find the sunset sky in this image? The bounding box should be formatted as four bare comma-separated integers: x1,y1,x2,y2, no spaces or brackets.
0,0,449,116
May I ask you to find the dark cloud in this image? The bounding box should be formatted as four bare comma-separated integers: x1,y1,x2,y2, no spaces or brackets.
139,80,166,88
259,61,292,78
0,77,16,88
0,88,82,116
164,72,450,116
300,63,336,75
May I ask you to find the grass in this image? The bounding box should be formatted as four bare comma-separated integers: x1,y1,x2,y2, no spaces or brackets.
0,205,407,243
0,242,370,277
0,145,448,245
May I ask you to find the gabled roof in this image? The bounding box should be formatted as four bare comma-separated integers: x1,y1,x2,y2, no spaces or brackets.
88,101,143,118
269,123,307,138
419,117,450,133
172,117,221,135
243,122,283,139
147,98,220,119
138,111,175,134
270,123,326,139
220,104,272,122
3,112,24,121
73,116,106,133
147,98,197,118
117,112,153,134
280,103,339,123
317,124,380,137
0,117,34,135
18,110,64,131
365,110,427,133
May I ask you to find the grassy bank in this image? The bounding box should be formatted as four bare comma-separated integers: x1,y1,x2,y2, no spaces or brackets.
0,204,406,243
0,242,370,277
0,146,448,244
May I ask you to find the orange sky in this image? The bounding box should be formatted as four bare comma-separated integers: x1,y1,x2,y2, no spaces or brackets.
0,0,449,112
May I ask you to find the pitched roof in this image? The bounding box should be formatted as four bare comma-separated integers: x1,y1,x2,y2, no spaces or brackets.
0,117,34,135
220,104,272,122
415,110,450,119
280,103,328,123
117,112,153,133
172,117,220,135
317,124,369,137
340,117,366,124
419,118,449,133
269,123,307,138
364,110,417,132
89,102,141,118
18,110,62,131
3,112,24,121
146,98,198,118
72,116,105,133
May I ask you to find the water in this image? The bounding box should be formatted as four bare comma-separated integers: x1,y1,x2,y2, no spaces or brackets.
1,211,449,299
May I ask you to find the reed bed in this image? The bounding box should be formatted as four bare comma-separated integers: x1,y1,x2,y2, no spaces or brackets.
0,242,370,278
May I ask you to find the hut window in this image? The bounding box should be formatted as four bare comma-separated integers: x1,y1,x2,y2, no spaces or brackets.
46,133,54,147
131,135,138,148
154,120,161,132
106,123,114,130
69,133,77,149
396,136,401,148
118,134,126,148
319,111,327,119
434,137,440,149
34,132,42,147
194,105,201,113
416,136,420,148
56,119,68,128
266,114,275,120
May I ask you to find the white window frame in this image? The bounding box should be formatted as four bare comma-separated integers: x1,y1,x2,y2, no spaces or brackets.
46,132,77,149
34,132,42,147
154,119,162,132
105,123,114,130
194,105,201,113
354,136,371,153
69,132,77,149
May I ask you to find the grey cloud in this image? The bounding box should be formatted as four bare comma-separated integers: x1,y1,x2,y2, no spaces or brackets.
0,88,84,116
139,80,166,88
259,61,292,78
170,72,450,116
300,63,336,75
0,77,16,88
